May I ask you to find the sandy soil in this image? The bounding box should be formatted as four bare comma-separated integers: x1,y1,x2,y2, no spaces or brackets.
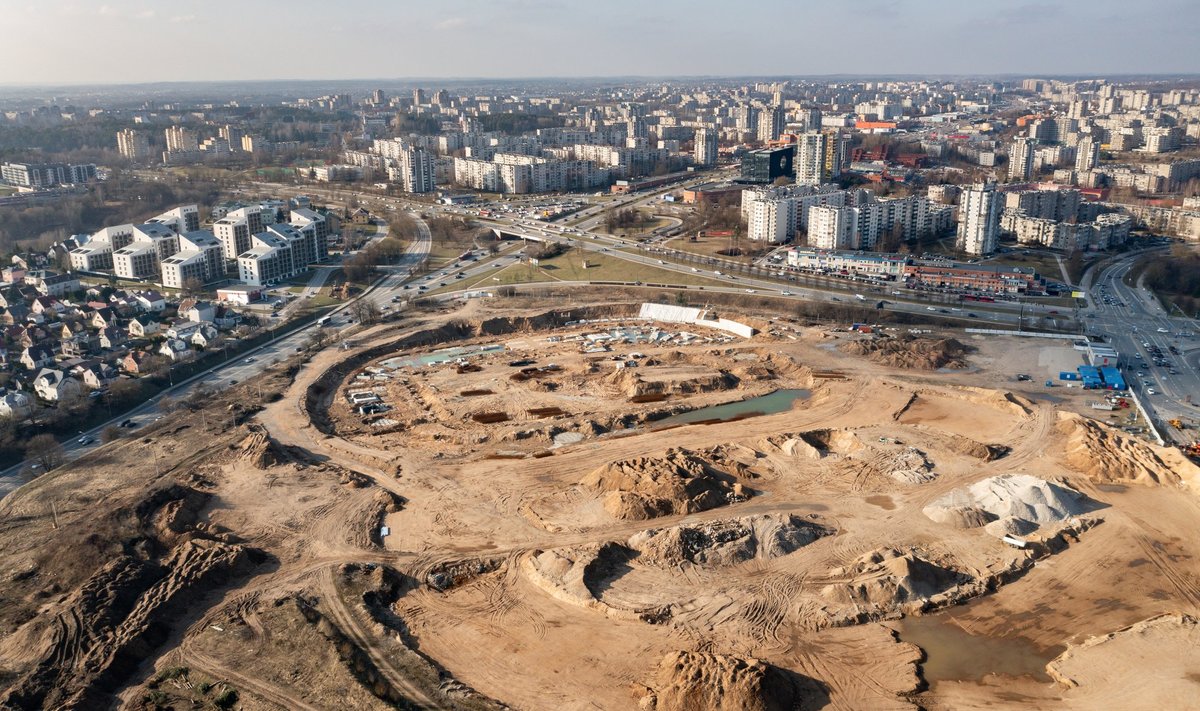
2,300,1199,710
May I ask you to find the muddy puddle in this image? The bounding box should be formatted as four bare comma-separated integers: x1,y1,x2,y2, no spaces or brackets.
898,613,1063,684
865,495,896,510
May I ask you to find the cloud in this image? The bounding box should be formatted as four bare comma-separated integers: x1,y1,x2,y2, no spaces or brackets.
434,17,467,30
170,14,196,23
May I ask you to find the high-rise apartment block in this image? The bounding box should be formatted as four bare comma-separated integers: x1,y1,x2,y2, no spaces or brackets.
956,184,1003,256
1009,137,1035,180
693,127,718,166
116,129,153,161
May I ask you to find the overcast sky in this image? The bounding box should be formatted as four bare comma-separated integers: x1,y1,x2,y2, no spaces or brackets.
2,0,1198,85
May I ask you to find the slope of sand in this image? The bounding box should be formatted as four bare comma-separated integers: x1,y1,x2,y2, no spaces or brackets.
1047,613,1200,709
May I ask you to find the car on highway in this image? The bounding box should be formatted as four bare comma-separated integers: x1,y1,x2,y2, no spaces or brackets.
245,357,255,363
77,436,94,445
119,419,136,428
1147,388,1157,395
1157,327,1170,333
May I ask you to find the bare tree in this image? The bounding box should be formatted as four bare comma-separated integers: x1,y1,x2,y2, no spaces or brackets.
351,299,381,325
25,434,65,471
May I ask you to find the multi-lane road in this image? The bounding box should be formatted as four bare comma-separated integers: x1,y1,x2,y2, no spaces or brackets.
1086,250,1200,439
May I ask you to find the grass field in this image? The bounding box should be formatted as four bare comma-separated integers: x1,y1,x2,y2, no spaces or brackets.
422,251,729,296
985,253,1063,280
661,235,773,264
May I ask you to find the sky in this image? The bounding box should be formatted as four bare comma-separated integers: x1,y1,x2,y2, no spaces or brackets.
1,0,1198,85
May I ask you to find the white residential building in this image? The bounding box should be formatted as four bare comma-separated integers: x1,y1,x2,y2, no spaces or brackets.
956,184,1003,256
160,230,224,288
693,127,718,166
1009,137,1035,181
213,206,267,261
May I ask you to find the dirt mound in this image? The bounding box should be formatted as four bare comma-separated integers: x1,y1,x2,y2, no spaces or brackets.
1,539,258,710
763,428,864,459
822,548,969,613
1057,412,1200,488
640,651,801,711
580,448,741,521
1047,614,1200,709
628,514,832,567
842,335,972,370
427,557,503,591
886,447,936,484
524,543,668,623
925,474,1096,531
237,424,292,469
940,432,1010,461
606,369,738,398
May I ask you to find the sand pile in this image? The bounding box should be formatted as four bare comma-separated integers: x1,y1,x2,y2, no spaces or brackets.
1057,412,1200,488
923,505,994,529
639,651,800,711
822,548,968,610
924,474,1094,534
764,428,864,459
1046,614,1200,709
580,449,739,521
628,514,832,567
842,335,972,370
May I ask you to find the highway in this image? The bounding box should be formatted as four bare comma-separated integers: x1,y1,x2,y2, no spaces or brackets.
1085,250,1200,440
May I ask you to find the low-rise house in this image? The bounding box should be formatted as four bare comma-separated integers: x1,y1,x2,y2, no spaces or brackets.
89,307,118,329
79,362,119,390
189,323,219,349
158,338,193,362
20,344,56,370
33,368,81,403
185,301,216,323
98,325,126,350
128,316,160,338
31,296,64,317
133,291,167,312
0,389,33,420
60,334,98,358
166,320,204,341
122,350,150,374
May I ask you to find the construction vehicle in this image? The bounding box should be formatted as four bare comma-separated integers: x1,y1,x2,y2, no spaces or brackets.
1169,418,1185,430
1181,442,1200,460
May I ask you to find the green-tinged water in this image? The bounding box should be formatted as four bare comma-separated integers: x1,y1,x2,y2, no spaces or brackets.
655,389,810,427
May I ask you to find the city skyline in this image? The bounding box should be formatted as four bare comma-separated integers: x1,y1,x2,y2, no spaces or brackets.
3,0,1199,86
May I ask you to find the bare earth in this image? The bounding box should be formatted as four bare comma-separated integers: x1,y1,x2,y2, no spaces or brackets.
1,297,1198,711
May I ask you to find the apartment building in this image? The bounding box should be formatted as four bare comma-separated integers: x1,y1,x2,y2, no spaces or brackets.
693,127,718,166
236,225,319,286
213,206,267,261
160,230,224,288
145,205,200,234
1009,137,1035,181
1,162,96,188
956,184,1003,256
116,129,153,161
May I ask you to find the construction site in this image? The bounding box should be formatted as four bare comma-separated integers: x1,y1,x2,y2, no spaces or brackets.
2,293,1199,711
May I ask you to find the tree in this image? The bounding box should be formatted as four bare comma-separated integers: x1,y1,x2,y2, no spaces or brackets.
101,425,122,443
181,277,205,297
351,299,381,325
25,434,65,471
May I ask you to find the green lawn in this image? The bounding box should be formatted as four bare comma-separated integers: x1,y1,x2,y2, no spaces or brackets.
422,251,730,296
985,253,1063,279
